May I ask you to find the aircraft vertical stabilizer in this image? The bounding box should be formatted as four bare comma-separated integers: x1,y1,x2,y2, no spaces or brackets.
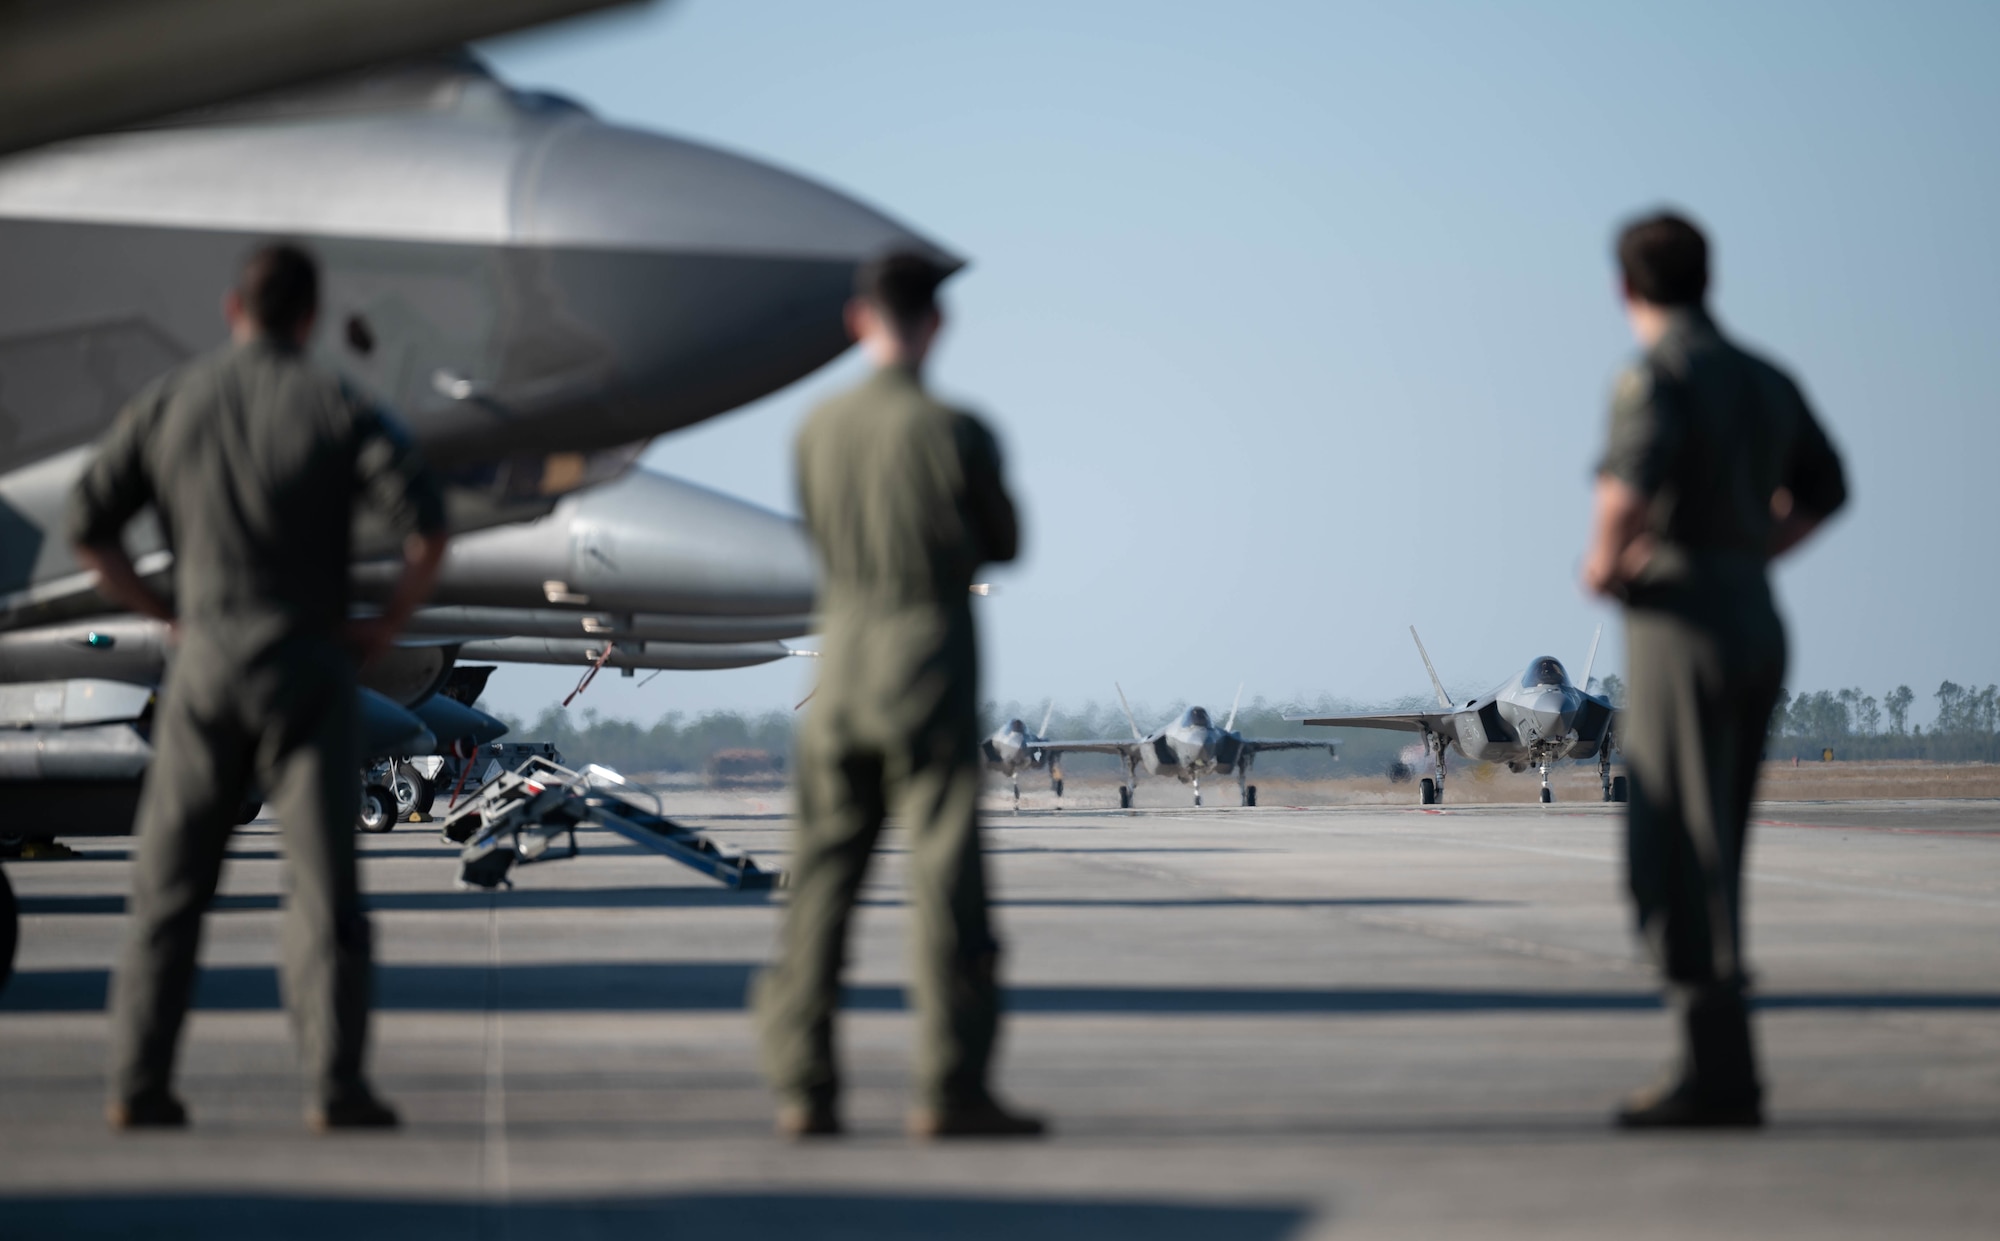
1580,623,1604,690
1114,683,1144,740
1410,627,1452,709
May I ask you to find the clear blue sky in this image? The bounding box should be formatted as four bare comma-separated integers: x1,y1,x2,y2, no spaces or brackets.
477,0,1999,728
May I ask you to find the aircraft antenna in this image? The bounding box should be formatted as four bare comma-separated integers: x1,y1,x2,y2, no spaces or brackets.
1580,623,1604,690
1225,681,1244,732
1114,682,1144,739
1039,699,1056,738
1410,626,1452,709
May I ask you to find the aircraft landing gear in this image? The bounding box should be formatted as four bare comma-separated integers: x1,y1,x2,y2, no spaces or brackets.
393,762,435,821
1420,729,1448,805
1538,759,1553,804
1118,785,1132,809
1236,762,1258,807
358,783,396,834
1192,775,1202,807
1598,733,1626,803
1010,776,1021,814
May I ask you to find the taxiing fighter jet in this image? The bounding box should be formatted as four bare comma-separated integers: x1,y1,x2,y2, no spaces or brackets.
1053,686,1338,808
982,703,1061,811
1294,628,1621,806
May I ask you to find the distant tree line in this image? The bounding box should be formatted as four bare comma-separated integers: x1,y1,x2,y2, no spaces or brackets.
1765,681,2000,762
486,678,2000,780
490,705,796,776
487,696,1396,781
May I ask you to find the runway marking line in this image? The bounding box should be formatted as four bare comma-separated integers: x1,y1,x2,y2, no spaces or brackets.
1755,817,2000,842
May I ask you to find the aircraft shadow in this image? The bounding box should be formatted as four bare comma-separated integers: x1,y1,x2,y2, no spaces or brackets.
0,1191,1312,1241
8,963,2000,1017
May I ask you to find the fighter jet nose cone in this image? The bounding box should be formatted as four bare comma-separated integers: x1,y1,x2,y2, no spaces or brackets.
480,121,958,455
523,123,956,267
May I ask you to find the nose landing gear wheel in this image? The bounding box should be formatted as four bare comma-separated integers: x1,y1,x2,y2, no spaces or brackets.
1539,786,1553,805
1419,778,1437,805
1611,775,1628,803
393,762,436,819
1244,785,1257,807
1118,785,1132,810
358,784,397,834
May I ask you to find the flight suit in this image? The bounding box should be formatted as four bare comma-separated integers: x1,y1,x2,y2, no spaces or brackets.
69,338,444,1111
1599,307,1846,1106
756,362,1019,1112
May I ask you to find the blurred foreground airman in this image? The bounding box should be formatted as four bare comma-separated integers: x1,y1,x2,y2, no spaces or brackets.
756,252,1043,1140
1584,212,1847,1128
71,243,449,1131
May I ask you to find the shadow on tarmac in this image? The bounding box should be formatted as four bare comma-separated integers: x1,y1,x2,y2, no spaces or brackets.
8,962,2000,1016
16,888,777,915
0,1192,1313,1241
15,891,1491,916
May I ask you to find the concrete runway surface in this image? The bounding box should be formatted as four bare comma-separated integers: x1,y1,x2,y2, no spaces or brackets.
3,798,1998,1239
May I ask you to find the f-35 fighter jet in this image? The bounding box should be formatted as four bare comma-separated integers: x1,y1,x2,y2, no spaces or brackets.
1054,685,1338,808
981,703,1060,811
1295,628,1621,806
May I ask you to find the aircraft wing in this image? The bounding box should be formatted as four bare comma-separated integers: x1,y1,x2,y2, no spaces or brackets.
1039,739,1142,758
1289,712,1454,735
1241,738,1339,754
0,0,648,156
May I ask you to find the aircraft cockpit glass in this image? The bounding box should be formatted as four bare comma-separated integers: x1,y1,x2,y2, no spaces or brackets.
1008,719,1026,734
1521,658,1570,690
1185,707,1212,728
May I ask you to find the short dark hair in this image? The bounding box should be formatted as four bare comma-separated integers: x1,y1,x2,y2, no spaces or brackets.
1615,212,1708,307
235,242,320,338
855,250,950,328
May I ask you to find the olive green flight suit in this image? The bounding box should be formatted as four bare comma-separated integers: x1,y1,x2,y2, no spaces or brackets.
757,362,1020,1111
69,338,445,1110
1599,307,1846,1105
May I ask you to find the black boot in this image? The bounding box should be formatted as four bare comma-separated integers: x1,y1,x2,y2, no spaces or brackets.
1617,984,1763,1129
107,1090,189,1131
307,1087,400,1132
